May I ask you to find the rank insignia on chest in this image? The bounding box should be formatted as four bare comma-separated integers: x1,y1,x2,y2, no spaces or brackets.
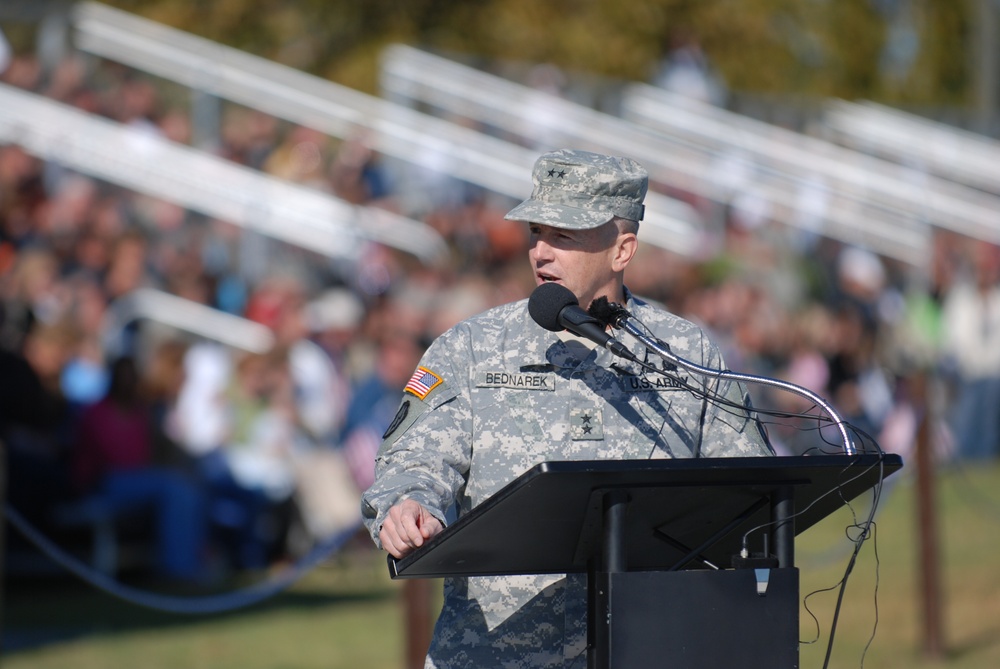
569,406,603,440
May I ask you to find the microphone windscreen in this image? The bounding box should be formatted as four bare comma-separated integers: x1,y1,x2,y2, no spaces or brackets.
588,296,616,326
528,282,577,332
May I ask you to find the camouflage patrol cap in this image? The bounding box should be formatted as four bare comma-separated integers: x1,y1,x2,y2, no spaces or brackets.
503,148,648,229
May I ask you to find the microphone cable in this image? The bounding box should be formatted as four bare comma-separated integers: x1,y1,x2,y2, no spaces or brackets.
590,301,861,456
592,298,893,667
591,297,857,456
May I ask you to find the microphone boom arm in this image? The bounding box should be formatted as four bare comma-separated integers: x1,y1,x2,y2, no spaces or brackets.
615,317,857,456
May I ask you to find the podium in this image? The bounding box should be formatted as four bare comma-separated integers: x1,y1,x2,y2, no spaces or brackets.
389,454,903,668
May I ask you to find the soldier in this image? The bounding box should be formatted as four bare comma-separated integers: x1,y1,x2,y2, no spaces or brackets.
362,148,773,668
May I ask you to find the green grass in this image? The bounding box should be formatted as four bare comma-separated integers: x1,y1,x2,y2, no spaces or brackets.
3,461,999,669
797,460,1000,669
2,545,410,669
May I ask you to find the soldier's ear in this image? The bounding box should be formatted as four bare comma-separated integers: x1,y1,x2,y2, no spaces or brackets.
612,230,638,272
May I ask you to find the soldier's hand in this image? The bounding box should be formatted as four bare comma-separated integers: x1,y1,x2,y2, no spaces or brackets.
380,499,444,559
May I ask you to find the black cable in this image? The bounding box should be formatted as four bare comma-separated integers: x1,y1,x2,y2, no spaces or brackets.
740,454,886,554
798,456,885,668
599,303,860,454
603,303,891,665
625,352,843,435
860,522,882,668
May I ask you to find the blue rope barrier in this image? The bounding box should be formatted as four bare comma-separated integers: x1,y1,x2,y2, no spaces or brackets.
3,502,363,615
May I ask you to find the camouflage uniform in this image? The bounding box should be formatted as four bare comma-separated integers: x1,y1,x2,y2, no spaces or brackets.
361,149,773,668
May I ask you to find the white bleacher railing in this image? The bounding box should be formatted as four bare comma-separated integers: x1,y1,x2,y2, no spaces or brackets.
619,84,1000,250
379,44,1000,265
101,288,275,355
822,99,1000,196
0,83,447,265
71,2,701,256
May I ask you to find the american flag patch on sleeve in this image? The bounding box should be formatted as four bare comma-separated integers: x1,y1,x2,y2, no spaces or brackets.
404,366,443,400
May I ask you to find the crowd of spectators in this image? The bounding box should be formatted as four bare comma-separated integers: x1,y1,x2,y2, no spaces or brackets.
2,30,998,583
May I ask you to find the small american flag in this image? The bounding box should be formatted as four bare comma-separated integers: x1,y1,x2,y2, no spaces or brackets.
404,367,442,399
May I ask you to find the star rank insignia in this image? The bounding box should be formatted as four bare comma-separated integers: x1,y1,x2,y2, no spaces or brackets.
570,406,603,440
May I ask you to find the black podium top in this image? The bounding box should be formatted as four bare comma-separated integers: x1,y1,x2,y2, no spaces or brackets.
389,454,902,578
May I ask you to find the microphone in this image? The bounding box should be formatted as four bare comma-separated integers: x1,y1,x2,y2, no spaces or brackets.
528,283,637,361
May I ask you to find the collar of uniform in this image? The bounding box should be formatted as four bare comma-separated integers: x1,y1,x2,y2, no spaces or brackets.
605,286,651,375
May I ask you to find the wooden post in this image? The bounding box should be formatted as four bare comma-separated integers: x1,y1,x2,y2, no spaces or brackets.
403,579,433,669
914,373,944,658
1,442,5,650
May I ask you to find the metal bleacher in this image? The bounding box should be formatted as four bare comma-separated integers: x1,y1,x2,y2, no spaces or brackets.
822,98,1000,196
0,82,447,266
381,44,1000,266
620,84,1000,251
68,2,701,257
14,3,996,268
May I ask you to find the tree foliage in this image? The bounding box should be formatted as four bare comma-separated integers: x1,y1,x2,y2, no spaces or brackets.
97,0,973,108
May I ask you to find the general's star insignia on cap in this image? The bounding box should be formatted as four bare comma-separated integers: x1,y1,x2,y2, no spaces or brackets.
503,148,647,230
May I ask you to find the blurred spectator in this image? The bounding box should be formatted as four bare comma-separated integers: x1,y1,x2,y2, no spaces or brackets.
305,287,366,365
941,240,1000,461
70,355,209,581
59,274,112,408
341,328,425,491
328,133,392,206
220,108,280,169
304,285,367,401
142,338,196,469
22,319,79,400
0,27,12,76
194,348,299,570
219,348,302,502
263,125,332,190
103,229,154,300
247,271,347,443
0,145,46,261
767,305,834,455
835,246,888,327
0,247,60,352
172,341,232,458
651,29,726,106
42,54,88,105
0,52,41,91
1,324,74,526
826,325,888,453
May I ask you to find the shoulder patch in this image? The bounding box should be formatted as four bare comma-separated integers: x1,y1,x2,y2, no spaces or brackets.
404,366,443,400
382,400,410,440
